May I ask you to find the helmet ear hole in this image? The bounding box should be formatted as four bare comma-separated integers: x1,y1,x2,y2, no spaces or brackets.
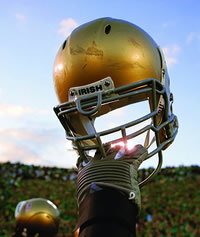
62,40,67,50
105,24,111,34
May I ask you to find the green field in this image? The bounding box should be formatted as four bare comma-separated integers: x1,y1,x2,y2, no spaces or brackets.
0,162,199,236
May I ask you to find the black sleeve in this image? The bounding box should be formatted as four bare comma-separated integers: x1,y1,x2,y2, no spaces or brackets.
77,188,138,237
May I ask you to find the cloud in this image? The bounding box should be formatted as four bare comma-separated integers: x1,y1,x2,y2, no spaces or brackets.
0,129,51,143
0,140,41,164
162,21,175,29
0,104,33,117
186,32,200,43
0,128,77,168
162,44,181,67
57,18,79,37
0,103,51,118
15,13,25,21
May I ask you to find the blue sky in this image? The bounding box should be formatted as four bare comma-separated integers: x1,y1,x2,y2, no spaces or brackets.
0,0,200,169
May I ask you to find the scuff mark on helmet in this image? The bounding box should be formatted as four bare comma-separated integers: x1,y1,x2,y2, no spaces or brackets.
86,40,103,57
70,46,85,55
129,38,145,57
70,43,103,57
107,61,144,70
129,38,141,48
82,64,87,70
85,46,103,56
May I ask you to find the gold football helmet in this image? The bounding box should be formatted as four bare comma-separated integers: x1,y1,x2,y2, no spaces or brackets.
15,198,60,236
53,17,178,186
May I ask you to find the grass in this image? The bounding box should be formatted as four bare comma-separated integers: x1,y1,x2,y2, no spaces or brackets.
0,162,199,236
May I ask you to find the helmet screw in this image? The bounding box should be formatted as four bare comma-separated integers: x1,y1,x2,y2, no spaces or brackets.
70,90,75,97
170,93,174,102
104,80,111,87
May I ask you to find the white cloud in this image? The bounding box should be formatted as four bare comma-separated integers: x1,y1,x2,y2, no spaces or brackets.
15,13,25,21
0,141,41,164
0,129,50,143
57,18,79,37
162,44,181,67
0,128,77,168
0,104,33,117
162,21,175,29
0,103,51,118
186,32,200,43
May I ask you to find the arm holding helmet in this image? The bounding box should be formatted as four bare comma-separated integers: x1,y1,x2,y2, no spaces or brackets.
75,144,148,236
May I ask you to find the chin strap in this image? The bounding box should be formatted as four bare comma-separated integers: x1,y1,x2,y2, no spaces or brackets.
77,145,148,212
144,124,156,149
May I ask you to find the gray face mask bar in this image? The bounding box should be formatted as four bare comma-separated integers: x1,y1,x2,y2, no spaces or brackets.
54,78,178,187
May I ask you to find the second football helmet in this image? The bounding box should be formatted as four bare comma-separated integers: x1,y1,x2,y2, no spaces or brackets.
15,198,60,236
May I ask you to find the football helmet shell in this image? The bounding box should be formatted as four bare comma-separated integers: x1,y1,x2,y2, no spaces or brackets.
53,17,178,186
15,198,60,236
54,18,162,103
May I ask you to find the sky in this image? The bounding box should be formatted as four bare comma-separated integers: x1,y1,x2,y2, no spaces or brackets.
0,0,200,169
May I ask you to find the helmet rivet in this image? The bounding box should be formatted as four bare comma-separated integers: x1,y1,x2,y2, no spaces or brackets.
104,80,111,87
170,93,174,102
70,90,75,97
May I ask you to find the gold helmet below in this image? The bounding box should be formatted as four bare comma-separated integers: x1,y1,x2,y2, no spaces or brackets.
15,198,60,236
